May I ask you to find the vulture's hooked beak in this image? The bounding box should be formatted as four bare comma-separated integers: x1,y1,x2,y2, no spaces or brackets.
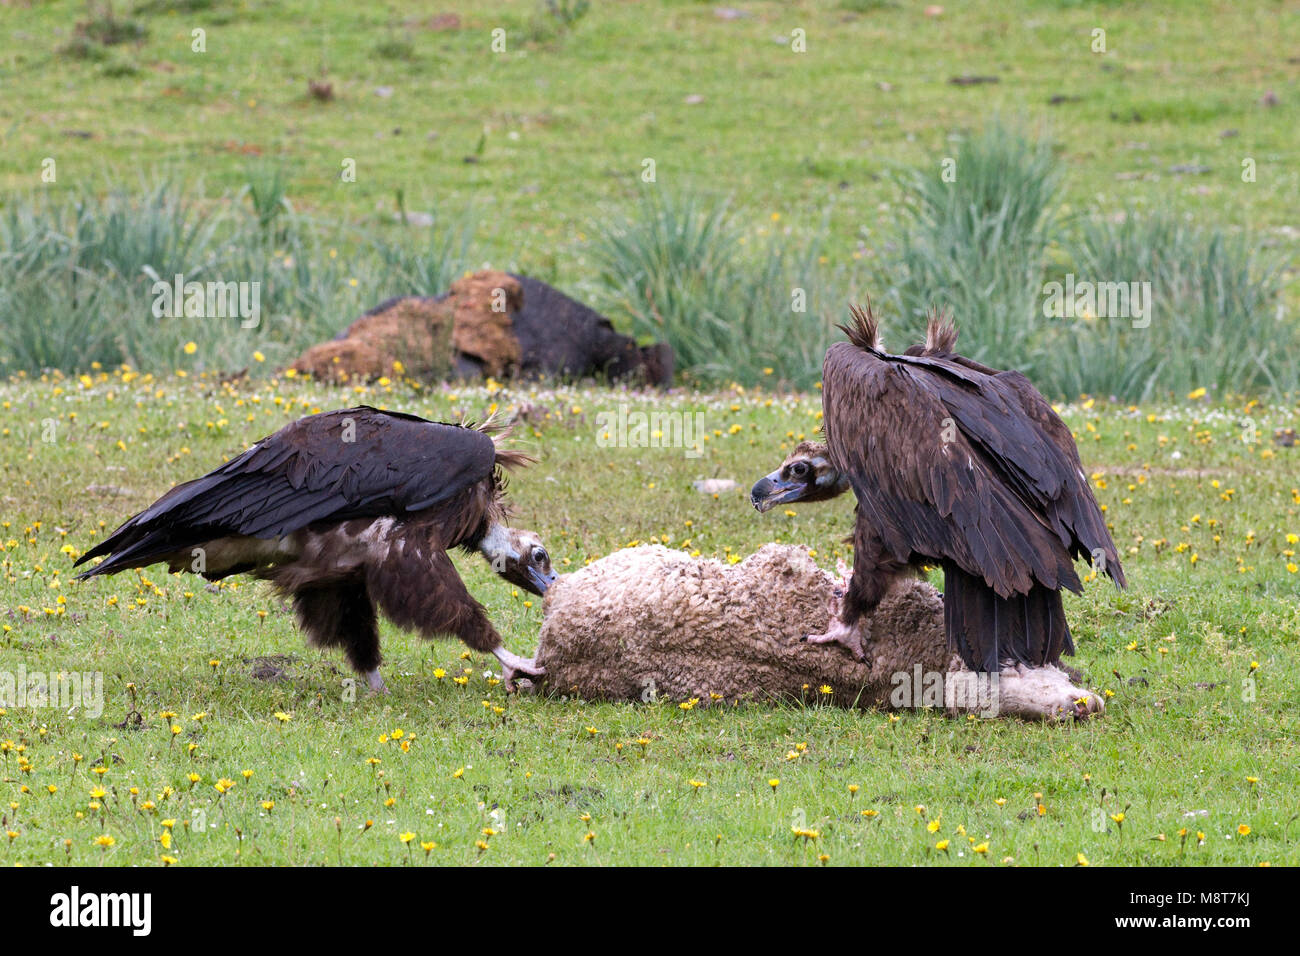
526,566,558,596
750,472,806,513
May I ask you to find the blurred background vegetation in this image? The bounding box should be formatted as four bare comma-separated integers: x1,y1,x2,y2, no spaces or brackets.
1,0,1296,398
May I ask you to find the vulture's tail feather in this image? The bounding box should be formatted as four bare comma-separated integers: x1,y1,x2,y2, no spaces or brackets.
74,527,207,579
942,560,1074,671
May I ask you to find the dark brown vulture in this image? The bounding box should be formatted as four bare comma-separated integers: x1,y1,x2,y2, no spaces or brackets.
751,305,1124,672
74,406,554,692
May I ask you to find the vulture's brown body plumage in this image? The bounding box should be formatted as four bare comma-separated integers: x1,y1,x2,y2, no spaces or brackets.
75,406,553,690
755,306,1124,673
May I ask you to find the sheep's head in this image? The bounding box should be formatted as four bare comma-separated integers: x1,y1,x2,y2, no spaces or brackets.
750,441,850,513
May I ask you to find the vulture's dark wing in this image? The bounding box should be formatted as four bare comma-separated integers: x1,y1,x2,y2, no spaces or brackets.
75,407,495,577
822,343,1121,598
890,352,1123,586
987,368,1124,586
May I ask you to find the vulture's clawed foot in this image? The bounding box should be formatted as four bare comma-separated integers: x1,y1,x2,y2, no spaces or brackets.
493,647,545,693
365,669,389,695
803,619,868,662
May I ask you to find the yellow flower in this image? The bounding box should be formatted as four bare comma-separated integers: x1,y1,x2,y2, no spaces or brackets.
935,839,949,852
1237,824,1251,836
1076,852,1089,866
183,342,197,355
93,834,115,848
399,832,415,844
972,842,989,855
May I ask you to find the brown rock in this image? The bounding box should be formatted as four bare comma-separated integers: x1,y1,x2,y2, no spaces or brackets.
448,271,523,378
287,269,672,386
290,338,387,383
291,296,454,382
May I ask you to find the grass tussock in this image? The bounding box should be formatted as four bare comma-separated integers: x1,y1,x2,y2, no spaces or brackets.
0,179,476,376
588,190,848,389
884,120,1061,370
2,123,1293,400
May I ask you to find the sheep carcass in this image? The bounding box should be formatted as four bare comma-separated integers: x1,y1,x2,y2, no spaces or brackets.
536,544,1103,719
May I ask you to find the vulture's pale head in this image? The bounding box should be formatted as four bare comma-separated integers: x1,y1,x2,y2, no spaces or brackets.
479,525,556,595
750,441,849,513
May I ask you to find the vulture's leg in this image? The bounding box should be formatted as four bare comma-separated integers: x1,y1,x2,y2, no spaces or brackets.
805,528,904,661
366,551,544,692
491,646,544,692
292,580,385,693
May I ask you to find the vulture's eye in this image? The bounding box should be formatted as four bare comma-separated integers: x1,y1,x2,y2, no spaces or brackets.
790,461,810,479
532,547,548,564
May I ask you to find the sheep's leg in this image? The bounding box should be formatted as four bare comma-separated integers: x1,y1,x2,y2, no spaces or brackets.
946,662,1105,721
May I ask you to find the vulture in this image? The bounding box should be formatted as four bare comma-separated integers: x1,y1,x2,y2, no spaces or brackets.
751,305,1124,672
74,406,554,692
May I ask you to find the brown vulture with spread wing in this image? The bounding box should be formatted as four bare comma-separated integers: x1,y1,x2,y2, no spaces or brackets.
75,406,554,691
751,306,1124,673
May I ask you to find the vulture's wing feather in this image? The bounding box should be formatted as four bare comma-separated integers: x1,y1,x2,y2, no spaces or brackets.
822,343,1087,598
75,407,496,577
873,351,1122,584
991,369,1125,586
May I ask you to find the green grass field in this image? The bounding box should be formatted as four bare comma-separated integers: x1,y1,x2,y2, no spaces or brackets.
1,0,1298,867
1,373,1297,865
4,0,1298,265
